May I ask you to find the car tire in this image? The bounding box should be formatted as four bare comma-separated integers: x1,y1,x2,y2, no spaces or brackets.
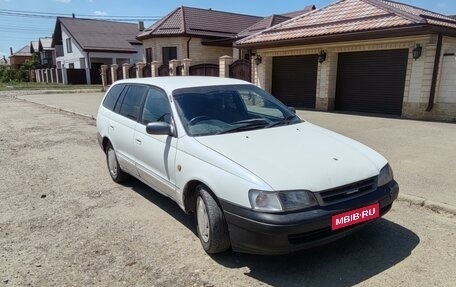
195,184,230,254
105,142,129,183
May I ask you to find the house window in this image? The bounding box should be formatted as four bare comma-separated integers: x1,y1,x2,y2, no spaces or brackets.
69,63,74,69
162,47,177,64
145,47,152,63
66,38,73,53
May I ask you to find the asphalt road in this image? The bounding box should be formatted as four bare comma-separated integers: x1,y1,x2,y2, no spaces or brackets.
1,96,455,286
18,92,456,208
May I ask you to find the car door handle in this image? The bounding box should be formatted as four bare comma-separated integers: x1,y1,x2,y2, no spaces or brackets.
109,125,114,130
135,138,142,145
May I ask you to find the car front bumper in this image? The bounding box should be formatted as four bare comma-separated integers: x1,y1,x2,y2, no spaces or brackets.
220,180,399,255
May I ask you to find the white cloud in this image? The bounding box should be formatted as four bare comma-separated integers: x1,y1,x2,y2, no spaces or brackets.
56,0,71,3
93,10,107,16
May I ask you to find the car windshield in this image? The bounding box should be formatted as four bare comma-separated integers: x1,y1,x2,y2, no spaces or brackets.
173,84,301,136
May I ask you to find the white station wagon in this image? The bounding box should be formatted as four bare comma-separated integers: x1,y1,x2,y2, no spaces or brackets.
96,77,399,255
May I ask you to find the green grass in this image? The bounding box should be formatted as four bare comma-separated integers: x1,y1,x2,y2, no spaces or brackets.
0,82,103,91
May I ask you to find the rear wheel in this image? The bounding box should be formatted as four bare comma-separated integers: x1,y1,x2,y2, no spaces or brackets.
195,185,230,254
105,142,129,183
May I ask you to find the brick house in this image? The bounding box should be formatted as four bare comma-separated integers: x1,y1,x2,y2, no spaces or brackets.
8,46,32,69
38,37,56,68
136,6,262,66
236,0,456,121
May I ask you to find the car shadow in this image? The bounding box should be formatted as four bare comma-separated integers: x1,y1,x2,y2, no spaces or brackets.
123,178,195,234
124,179,419,287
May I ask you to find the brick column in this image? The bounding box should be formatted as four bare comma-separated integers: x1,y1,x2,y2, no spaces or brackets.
315,51,337,111
136,62,145,78
101,65,108,90
151,61,159,77
219,55,233,78
111,64,118,82
122,63,131,79
181,58,192,76
169,60,180,76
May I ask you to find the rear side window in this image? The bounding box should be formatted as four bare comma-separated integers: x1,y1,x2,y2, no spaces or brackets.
118,85,147,121
103,84,125,111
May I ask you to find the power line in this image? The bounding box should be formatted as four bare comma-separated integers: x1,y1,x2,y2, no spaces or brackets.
0,8,162,21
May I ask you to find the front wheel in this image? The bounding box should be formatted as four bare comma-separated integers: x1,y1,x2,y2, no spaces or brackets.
195,185,230,254
105,142,129,183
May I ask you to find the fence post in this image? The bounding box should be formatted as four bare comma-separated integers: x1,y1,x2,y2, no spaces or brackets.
85,68,91,85
219,55,233,78
49,68,54,83
111,64,118,82
136,62,145,78
35,70,40,83
151,61,159,77
169,60,179,76
101,65,108,90
62,67,68,85
181,59,191,76
122,63,131,79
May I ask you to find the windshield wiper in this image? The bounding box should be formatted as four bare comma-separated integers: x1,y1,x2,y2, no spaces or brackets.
265,115,299,128
216,122,269,134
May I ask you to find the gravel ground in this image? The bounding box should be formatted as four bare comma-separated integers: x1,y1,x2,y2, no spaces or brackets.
0,97,455,287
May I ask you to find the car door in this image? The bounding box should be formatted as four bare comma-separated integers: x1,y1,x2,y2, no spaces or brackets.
108,84,147,176
134,86,177,198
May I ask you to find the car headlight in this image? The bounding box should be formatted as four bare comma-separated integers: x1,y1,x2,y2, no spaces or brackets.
378,163,394,186
249,189,317,212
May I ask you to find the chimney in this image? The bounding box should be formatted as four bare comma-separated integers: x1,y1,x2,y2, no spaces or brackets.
10,47,13,55
138,21,144,32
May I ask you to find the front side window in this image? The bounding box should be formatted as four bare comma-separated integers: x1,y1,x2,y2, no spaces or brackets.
173,85,300,136
162,47,177,64
119,85,147,121
141,88,171,125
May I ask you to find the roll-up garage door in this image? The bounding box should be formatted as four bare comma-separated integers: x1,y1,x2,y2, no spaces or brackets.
335,49,408,116
272,55,318,109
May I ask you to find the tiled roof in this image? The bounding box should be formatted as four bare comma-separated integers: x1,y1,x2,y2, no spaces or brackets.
30,41,39,53
39,37,54,51
138,6,262,39
12,45,32,56
53,17,141,53
237,5,316,38
236,0,456,46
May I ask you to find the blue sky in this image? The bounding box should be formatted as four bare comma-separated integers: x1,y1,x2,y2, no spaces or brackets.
1,0,455,58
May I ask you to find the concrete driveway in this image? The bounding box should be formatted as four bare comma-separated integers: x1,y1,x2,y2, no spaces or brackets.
17,92,456,209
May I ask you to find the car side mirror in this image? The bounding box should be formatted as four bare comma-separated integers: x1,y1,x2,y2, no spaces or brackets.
146,122,175,136
288,106,296,114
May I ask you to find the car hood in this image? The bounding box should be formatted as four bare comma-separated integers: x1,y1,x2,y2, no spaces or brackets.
195,122,387,191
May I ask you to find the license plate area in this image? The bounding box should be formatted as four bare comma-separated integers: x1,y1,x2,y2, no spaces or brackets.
331,203,380,231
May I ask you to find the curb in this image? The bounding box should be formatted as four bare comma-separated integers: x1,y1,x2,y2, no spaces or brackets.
16,97,96,120
397,194,456,215
14,96,456,216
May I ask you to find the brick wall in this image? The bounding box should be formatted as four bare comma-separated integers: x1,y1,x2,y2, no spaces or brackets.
254,35,456,121
142,37,231,65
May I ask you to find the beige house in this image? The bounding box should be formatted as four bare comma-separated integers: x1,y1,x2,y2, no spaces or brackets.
137,6,262,66
236,0,456,121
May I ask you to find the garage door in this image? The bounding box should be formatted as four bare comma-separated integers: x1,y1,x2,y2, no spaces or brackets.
335,49,408,116
272,55,318,108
